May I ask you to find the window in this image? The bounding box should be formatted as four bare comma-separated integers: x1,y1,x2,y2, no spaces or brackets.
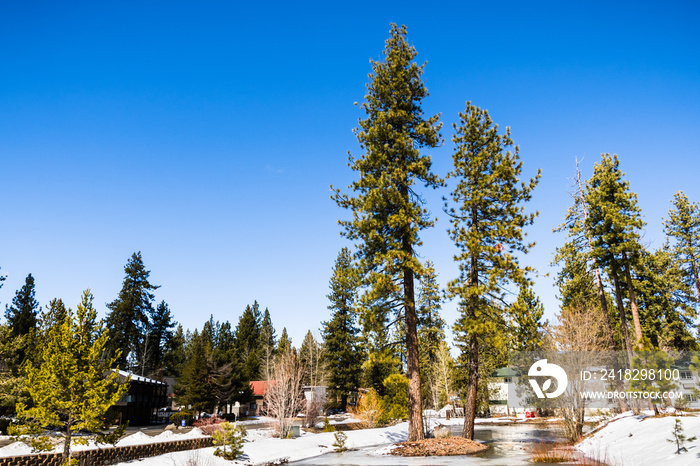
680,371,693,380
503,377,512,383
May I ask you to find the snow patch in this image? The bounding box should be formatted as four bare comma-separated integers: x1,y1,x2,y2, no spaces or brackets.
578,415,700,466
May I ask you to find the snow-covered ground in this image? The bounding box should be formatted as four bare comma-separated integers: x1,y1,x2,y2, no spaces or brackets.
0,417,408,464
114,422,409,465
577,412,700,466
0,426,209,457
6,412,696,465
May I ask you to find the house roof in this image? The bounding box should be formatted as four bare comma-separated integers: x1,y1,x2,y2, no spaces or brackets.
250,380,275,396
494,367,518,378
114,370,167,385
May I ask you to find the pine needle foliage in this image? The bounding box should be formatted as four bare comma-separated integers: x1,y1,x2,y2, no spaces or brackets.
667,417,697,454
664,191,700,303
212,421,245,460
332,22,442,442
585,154,645,349
444,102,539,439
14,290,129,465
322,247,361,411
105,252,159,369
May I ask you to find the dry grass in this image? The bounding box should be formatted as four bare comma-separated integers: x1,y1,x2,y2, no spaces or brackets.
303,420,371,433
529,442,576,463
529,442,611,465
390,437,489,456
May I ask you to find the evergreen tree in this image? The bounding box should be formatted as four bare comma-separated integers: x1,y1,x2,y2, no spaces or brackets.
211,320,253,410
234,302,262,380
554,160,620,355
509,284,545,352
664,191,700,302
332,23,442,441
416,262,446,408
322,247,361,411
5,273,40,337
260,308,277,381
299,330,324,387
0,324,31,415
177,330,216,412
146,300,177,378
277,327,293,357
162,324,186,378
14,290,128,465
4,273,40,371
444,102,539,439
552,241,599,310
417,262,445,370
105,252,159,369
633,246,697,350
553,160,629,412
585,154,645,352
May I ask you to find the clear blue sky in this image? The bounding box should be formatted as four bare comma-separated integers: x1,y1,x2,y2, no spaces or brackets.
1,1,699,346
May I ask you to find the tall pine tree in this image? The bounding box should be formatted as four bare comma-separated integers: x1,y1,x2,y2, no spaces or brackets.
234,302,262,380
162,324,186,378
177,329,216,412
509,284,545,352
444,102,539,439
553,159,629,412
664,191,700,303
277,328,293,357
5,273,40,338
260,308,277,381
146,300,177,378
332,23,442,441
585,154,645,352
322,248,361,411
4,273,41,371
14,290,128,465
105,252,159,369
416,262,446,409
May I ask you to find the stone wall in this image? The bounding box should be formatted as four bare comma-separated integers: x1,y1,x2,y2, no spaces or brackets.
0,437,213,466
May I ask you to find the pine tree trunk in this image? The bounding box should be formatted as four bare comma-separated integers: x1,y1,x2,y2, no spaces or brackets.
62,422,72,465
404,264,424,441
463,334,478,440
593,268,629,411
621,253,643,346
612,272,634,364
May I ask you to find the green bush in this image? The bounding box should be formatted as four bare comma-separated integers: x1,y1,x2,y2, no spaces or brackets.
382,373,409,420
169,410,192,425
212,422,245,460
322,417,335,432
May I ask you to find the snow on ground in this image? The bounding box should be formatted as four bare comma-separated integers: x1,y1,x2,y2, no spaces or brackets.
313,416,363,429
577,413,700,466
0,420,408,465
0,427,208,457
238,416,275,426
113,422,409,466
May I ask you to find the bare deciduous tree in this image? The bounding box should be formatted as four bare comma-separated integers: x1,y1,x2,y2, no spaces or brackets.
549,306,607,442
264,351,304,438
428,341,454,409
